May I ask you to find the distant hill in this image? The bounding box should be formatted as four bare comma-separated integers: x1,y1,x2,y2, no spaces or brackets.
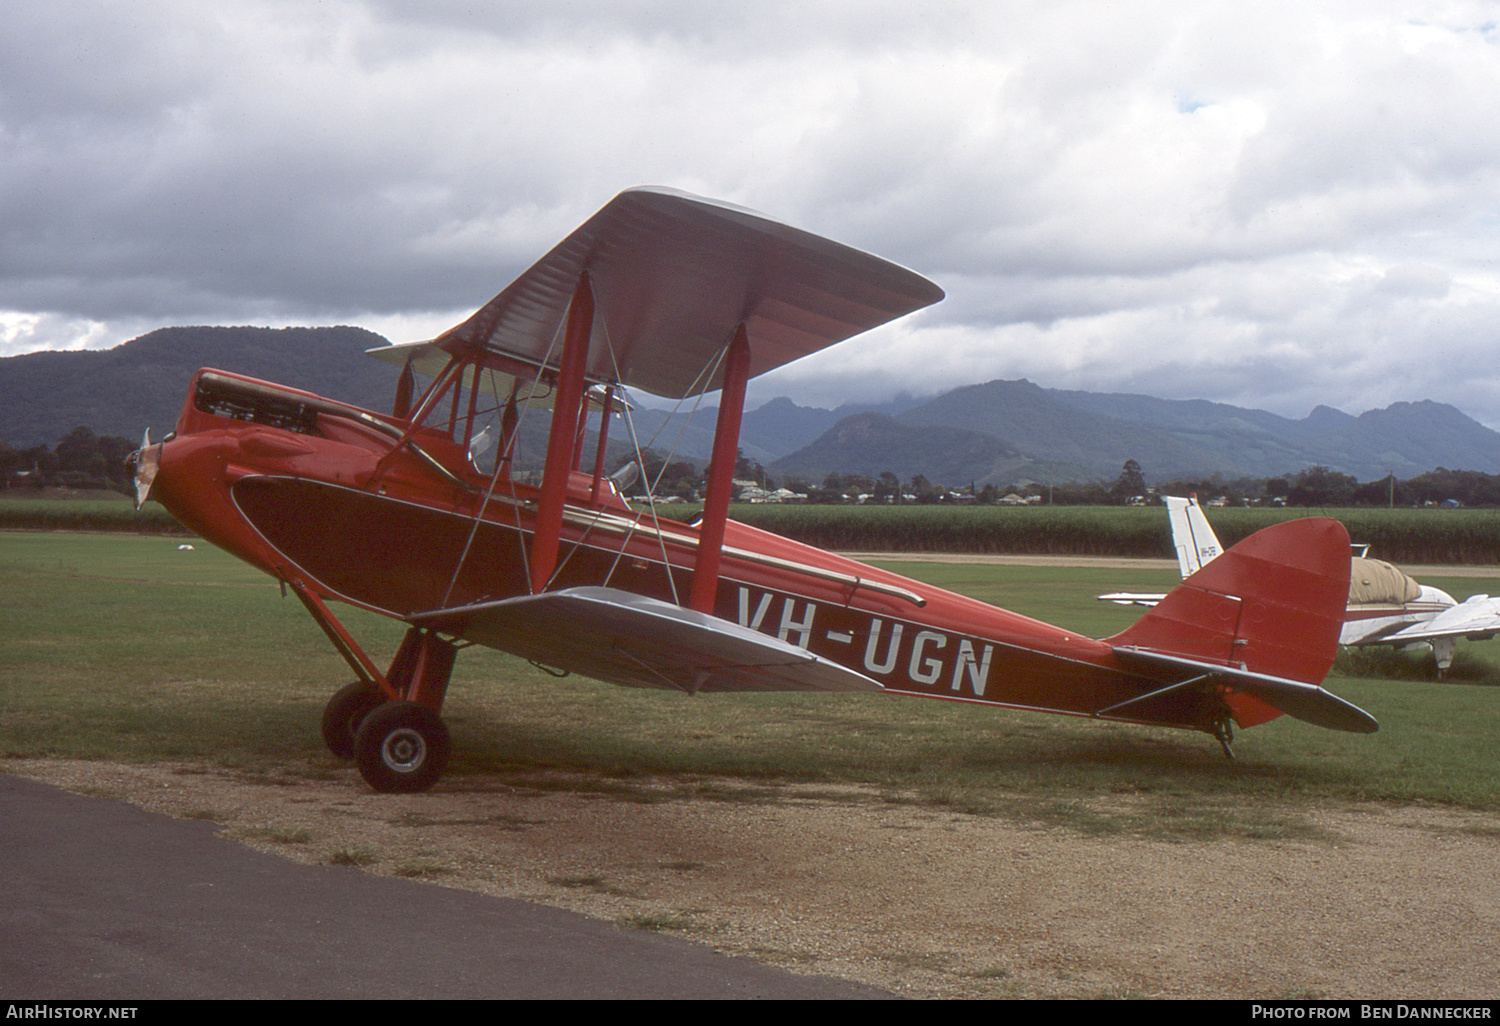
769,411,1091,487
769,381,1500,485
896,380,1222,480
739,395,926,458
8,328,1500,485
1044,387,1500,480
0,326,399,446
623,393,927,468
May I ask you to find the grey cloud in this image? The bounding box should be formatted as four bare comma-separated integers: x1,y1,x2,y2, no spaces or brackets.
3,1,1500,429
1376,264,1451,298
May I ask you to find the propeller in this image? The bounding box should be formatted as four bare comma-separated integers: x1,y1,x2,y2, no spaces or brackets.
127,427,161,510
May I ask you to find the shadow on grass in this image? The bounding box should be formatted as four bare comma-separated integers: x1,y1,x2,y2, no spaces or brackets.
435,702,1364,843
1335,646,1500,686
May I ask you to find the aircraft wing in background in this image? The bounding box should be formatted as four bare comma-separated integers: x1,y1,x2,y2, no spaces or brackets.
1371,594,1500,671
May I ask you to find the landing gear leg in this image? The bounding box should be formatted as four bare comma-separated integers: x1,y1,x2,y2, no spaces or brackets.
356,628,459,793
1432,637,1457,679
290,581,460,792
1211,716,1235,761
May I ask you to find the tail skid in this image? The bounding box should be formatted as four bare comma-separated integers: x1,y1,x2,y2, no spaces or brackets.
1107,517,1377,734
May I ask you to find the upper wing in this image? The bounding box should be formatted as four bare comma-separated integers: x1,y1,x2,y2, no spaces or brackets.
409,586,882,694
388,187,945,400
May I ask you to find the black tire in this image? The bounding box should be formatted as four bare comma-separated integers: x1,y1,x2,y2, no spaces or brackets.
353,701,451,793
321,682,383,760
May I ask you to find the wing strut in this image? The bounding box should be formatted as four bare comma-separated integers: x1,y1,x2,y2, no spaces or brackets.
689,324,751,613
588,385,615,505
530,272,595,591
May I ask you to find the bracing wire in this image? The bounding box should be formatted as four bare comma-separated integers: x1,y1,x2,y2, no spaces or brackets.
644,349,723,500
439,365,517,608
601,382,680,603
438,313,569,606
598,335,733,605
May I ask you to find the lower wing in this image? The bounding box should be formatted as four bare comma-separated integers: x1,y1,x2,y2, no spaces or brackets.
409,586,882,694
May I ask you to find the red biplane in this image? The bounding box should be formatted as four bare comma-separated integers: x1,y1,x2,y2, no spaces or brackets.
129,187,1376,792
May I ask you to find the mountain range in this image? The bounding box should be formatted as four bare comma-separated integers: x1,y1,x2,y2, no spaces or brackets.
6,326,1500,485
0,326,395,447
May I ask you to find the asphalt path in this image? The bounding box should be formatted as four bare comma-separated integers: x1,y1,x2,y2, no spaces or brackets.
0,774,889,999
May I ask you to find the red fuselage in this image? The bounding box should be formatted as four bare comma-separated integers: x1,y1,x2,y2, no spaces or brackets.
150,367,1253,734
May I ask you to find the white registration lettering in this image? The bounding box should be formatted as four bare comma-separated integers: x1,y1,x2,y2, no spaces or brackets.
950,640,993,697
737,588,772,630
777,599,816,649
863,619,903,674
909,631,947,685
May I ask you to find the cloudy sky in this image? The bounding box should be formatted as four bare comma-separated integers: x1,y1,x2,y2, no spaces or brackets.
3,1,1499,422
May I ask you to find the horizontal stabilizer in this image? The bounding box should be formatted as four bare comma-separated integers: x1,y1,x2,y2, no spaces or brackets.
1113,647,1377,734
409,587,882,694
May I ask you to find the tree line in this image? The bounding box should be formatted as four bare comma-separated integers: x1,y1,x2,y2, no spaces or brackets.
1,427,138,493
10,426,1500,509
627,450,1500,508
1149,465,1500,508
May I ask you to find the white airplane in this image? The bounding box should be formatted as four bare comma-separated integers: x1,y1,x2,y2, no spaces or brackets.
1101,496,1500,673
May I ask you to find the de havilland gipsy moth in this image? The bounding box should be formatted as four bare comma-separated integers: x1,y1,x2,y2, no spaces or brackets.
129,187,1377,792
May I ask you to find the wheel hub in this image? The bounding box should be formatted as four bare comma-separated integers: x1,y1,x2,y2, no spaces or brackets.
381,728,427,772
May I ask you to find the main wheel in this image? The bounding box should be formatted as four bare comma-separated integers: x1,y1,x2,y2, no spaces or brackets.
353,701,451,793
321,682,383,760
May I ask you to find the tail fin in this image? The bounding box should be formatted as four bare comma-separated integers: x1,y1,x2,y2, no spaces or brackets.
1113,517,1349,682
1165,495,1223,578
1108,517,1374,733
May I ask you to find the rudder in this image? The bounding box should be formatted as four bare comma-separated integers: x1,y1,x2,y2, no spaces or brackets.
1109,517,1351,687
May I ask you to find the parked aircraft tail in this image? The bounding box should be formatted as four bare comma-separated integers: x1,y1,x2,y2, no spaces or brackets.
1166,495,1223,577
1098,495,1227,606
1108,517,1376,733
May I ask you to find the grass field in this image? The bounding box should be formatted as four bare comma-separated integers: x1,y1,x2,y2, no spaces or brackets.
4,531,1500,838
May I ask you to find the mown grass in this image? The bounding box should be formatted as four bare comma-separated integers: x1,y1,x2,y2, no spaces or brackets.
3,532,1499,840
